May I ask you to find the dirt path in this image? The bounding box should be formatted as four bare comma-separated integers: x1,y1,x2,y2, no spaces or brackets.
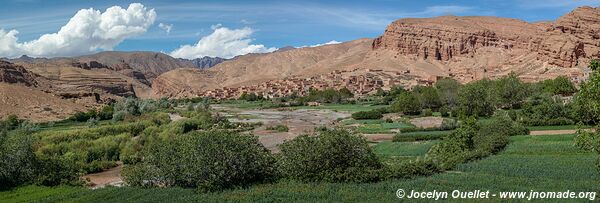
82,164,123,189
528,129,578,135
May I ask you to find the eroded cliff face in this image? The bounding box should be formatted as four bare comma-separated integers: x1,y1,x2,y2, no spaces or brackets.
372,16,539,61
0,61,39,86
535,6,600,67
373,7,600,68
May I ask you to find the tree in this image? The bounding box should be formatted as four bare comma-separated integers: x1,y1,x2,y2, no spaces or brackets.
573,60,600,124
457,79,496,117
538,76,577,96
413,86,442,110
435,78,461,107
391,92,422,115
494,73,529,109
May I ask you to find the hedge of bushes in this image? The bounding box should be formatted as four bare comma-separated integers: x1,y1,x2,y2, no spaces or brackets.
351,110,383,120
427,116,528,170
392,133,448,142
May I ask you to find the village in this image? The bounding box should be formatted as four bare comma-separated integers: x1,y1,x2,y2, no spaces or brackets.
198,69,442,99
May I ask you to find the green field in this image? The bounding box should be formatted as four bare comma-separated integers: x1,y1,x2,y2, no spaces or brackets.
3,134,597,202
373,141,437,162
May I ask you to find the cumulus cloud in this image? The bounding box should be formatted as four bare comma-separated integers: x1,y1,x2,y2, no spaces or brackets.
170,26,277,59
158,23,173,34
0,3,156,58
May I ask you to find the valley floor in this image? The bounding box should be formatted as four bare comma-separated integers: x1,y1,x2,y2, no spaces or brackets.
3,134,598,202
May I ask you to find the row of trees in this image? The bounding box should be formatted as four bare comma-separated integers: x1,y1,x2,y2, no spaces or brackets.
386,74,578,120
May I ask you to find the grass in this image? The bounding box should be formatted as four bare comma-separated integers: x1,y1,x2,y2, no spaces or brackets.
373,141,438,163
37,120,112,132
2,134,598,202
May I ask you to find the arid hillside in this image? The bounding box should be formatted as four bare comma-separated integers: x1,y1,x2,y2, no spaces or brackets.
154,6,600,98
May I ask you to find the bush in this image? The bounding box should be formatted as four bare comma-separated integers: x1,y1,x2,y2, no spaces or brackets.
123,131,277,192
427,119,478,170
351,110,383,120
440,106,450,117
393,133,446,142
302,88,354,104
266,124,289,132
278,129,383,183
0,130,38,189
422,109,433,117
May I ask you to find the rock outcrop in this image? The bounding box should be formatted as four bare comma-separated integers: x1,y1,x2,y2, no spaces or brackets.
180,56,227,69
0,60,39,86
373,6,600,68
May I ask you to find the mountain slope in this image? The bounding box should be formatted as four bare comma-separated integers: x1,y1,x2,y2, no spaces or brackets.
153,6,600,98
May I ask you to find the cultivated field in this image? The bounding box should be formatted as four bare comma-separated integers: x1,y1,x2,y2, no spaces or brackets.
2,134,597,202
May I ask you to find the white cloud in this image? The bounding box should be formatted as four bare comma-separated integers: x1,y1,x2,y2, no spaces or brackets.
158,23,173,34
170,26,277,59
297,40,342,48
0,3,156,58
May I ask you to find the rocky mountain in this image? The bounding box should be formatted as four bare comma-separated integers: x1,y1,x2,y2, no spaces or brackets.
153,6,600,99
179,56,227,69
0,61,86,121
76,51,197,80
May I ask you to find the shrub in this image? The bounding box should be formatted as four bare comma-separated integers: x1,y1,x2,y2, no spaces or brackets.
439,106,450,117
351,110,383,120
0,130,38,189
422,109,433,117
393,133,446,142
278,129,383,183
123,131,277,192
266,124,289,132
427,119,478,170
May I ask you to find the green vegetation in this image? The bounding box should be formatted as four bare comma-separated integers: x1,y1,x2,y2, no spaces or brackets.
393,131,451,142
4,134,595,202
301,88,354,104
279,129,383,183
536,76,577,96
351,110,383,120
266,124,289,132
238,92,264,101
123,131,277,192
373,141,438,162
390,91,421,115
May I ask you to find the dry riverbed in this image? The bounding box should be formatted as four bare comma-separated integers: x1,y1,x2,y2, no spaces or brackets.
213,105,350,152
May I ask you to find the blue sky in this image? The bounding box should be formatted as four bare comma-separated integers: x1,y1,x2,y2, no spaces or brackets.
0,0,599,58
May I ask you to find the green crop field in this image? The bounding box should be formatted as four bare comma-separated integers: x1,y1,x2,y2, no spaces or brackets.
3,134,597,202
373,141,437,162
